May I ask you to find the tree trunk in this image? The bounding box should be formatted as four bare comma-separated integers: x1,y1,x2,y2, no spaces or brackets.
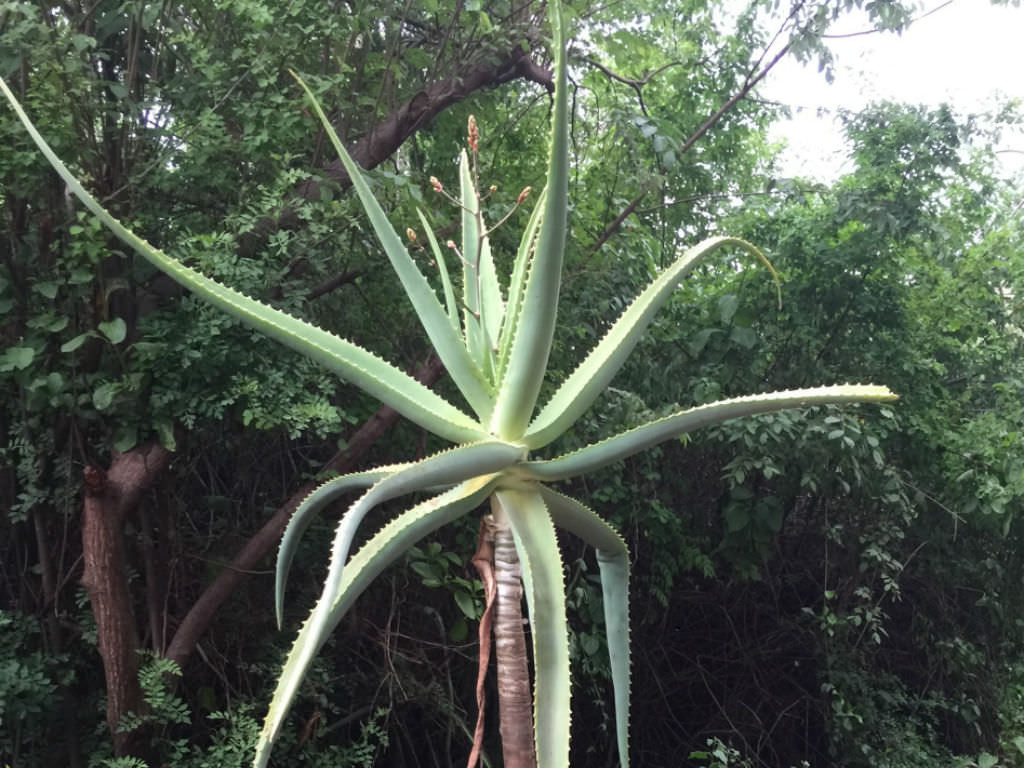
488,497,538,768
80,441,171,758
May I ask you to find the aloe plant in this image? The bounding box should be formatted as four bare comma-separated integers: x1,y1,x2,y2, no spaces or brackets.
1,3,896,766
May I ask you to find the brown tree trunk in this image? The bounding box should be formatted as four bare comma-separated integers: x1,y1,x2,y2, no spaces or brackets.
80,441,172,758
488,497,538,768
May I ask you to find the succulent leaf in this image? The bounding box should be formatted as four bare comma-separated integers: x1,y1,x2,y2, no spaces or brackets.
497,186,547,382
541,486,631,768
275,466,404,629
0,77,487,445
416,208,461,331
255,474,503,768
497,487,572,768
527,237,772,448
490,2,569,439
293,74,495,422
2,3,900,765
521,385,898,481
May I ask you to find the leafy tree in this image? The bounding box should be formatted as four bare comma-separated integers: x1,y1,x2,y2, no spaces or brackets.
4,1,1014,767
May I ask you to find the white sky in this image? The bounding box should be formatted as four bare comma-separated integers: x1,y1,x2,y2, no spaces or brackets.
758,0,1024,180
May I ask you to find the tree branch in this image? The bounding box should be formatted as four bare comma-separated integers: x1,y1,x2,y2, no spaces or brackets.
164,355,445,669
587,43,792,257
238,44,553,259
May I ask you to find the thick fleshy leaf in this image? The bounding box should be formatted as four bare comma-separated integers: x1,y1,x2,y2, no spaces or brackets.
271,440,522,755
496,186,547,382
526,237,773,449
275,466,403,628
460,149,504,379
0,77,487,445
489,3,569,439
416,209,460,331
496,486,571,768
461,149,487,369
293,74,495,422
541,486,631,768
480,238,504,363
255,474,502,768
520,385,898,481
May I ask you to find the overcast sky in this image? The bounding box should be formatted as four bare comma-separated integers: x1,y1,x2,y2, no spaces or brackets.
757,0,1024,180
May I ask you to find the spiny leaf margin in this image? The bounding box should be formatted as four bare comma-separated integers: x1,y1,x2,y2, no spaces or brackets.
0,76,486,445
541,486,631,768
255,473,503,767
498,486,572,768
520,385,898,481
291,72,495,421
526,236,776,448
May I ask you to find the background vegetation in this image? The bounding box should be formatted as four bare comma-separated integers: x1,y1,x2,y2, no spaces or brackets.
1,0,1021,766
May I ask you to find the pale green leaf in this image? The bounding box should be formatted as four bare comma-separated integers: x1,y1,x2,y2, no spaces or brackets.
489,3,568,440
521,385,898,480
526,237,773,449
98,317,127,344
496,186,546,381
0,76,486,445
60,333,94,353
460,148,490,374
0,346,35,371
479,237,503,362
497,487,571,768
540,486,630,768
266,440,522,763
255,474,502,768
275,466,399,628
416,209,459,331
92,382,117,410
292,74,495,423
457,151,504,375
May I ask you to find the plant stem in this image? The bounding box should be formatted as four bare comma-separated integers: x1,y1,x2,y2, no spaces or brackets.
488,496,538,768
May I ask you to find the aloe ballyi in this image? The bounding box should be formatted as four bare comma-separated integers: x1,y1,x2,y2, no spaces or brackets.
1,2,895,765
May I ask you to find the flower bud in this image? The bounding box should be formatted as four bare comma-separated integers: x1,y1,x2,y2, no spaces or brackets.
446,239,456,249
406,228,417,242
467,115,479,152
430,176,443,192
517,186,531,204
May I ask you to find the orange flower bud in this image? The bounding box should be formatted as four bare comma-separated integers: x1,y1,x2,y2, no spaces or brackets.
406,228,417,242
489,185,498,193
467,115,479,152
446,239,456,249
517,186,531,204
430,176,443,192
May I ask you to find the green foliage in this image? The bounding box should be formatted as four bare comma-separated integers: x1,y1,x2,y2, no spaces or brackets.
690,737,810,768
90,656,390,768
118,655,191,733
3,2,897,763
1,1,1021,767
0,612,66,766
406,542,483,642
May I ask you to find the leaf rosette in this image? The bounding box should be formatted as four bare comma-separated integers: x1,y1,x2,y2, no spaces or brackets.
1,3,896,765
